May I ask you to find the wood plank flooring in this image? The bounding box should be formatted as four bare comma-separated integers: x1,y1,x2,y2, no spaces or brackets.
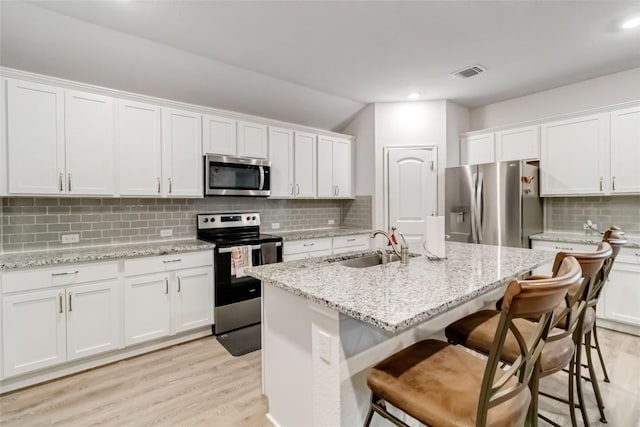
1,327,638,426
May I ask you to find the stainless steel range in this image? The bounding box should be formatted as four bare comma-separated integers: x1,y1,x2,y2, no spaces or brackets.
196,213,282,336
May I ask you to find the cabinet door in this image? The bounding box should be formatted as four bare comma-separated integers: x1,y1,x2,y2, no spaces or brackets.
610,106,640,194
162,108,202,197
540,114,610,196
173,267,213,334
495,126,539,161
332,139,352,198
460,133,495,165
203,114,236,156
124,273,171,345
65,90,115,195
294,132,316,197
2,289,66,377
66,280,123,361
6,79,65,194
316,136,334,197
117,100,162,196
268,127,294,198
237,121,268,159
603,260,640,327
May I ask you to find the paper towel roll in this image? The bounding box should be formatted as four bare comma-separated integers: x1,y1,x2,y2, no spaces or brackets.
425,216,446,258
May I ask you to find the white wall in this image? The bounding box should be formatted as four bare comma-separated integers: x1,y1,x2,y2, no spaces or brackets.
445,101,470,167
374,101,447,230
470,67,640,130
340,104,375,197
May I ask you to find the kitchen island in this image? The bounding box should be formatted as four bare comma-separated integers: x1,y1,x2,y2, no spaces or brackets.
246,242,554,427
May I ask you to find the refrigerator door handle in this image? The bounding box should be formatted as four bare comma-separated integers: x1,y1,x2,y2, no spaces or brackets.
475,172,484,243
470,172,478,243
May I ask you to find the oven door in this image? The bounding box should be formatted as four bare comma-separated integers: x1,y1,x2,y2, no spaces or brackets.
205,155,271,196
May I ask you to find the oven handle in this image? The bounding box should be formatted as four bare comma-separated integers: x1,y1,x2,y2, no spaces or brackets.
217,242,282,253
259,166,265,190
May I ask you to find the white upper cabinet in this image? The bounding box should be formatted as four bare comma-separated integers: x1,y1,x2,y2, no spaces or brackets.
6,79,64,195
203,114,236,156
268,127,295,198
237,121,268,159
294,132,317,198
64,90,115,195
610,106,640,194
495,125,539,161
317,136,353,198
460,133,495,165
117,100,162,196
161,108,203,197
540,113,610,196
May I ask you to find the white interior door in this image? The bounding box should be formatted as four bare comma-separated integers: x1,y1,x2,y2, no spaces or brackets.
387,148,437,245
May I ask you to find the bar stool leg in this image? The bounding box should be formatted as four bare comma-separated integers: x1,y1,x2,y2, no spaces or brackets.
585,332,608,423
526,368,540,427
575,335,591,427
568,355,578,427
591,321,610,383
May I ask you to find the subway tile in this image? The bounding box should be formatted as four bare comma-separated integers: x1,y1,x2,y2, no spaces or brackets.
60,214,82,223
36,233,60,242
8,198,35,206
23,224,48,233
81,231,102,239
10,216,35,225
70,223,93,231
48,223,71,232
48,206,71,214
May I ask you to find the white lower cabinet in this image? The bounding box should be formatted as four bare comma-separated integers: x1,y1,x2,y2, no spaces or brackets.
173,267,214,333
124,273,172,346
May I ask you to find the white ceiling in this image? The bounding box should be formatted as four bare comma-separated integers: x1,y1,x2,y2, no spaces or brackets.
2,1,640,130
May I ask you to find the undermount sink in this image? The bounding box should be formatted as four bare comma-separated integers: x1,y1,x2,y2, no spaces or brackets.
338,253,401,268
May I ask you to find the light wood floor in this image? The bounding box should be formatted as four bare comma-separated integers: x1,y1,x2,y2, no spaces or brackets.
1,328,638,426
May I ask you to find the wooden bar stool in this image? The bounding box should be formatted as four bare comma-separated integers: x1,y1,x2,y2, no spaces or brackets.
363,256,582,427
445,243,612,427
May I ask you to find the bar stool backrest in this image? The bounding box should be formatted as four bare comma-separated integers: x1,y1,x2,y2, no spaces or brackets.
476,256,582,425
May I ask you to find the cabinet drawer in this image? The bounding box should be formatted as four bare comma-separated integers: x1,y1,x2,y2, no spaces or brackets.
616,247,640,266
530,240,596,253
332,234,370,250
124,251,213,277
2,262,119,294
283,238,332,256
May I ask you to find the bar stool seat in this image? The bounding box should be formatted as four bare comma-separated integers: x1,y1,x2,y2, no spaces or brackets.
367,339,531,427
445,310,575,375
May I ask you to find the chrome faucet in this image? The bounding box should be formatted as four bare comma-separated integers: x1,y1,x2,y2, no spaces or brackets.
370,228,410,265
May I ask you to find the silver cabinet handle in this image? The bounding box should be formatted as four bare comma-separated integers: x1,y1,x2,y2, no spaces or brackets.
296,184,300,195
600,177,603,191
163,259,182,263
612,176,616,191
68,173,72,192
336,185,339,196
168,177,172,194
59,293,63,314
290,183,294,195
177,276,181,293
51,270,79,276
59,173,64,192
555,246,574,251
157,177,161,194
165,277,169,295
347,238,356,242
68,292,72,312
303,243,315,247
634,253,640,257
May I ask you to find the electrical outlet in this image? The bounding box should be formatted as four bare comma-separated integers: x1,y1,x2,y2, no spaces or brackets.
160,229,173,237
272,223,280,230
328,219,335,225
61,234,80,244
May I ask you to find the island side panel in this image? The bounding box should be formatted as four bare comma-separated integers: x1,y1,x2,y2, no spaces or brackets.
262,283,313,427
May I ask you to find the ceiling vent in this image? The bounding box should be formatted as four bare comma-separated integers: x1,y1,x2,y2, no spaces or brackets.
452,64,486,79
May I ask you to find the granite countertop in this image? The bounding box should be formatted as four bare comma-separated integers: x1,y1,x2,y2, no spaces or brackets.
0,239,215,270
274,228,373,241
530,233,640,249
246,242,554,333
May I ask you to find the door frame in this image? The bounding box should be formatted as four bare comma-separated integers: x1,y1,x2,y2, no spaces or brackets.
383,145,438,233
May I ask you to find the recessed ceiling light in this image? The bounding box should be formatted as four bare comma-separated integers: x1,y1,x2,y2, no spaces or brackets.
407,93,420,99
621,16,640,29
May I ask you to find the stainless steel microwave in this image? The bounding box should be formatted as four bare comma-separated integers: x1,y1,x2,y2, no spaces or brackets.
204,155,271,196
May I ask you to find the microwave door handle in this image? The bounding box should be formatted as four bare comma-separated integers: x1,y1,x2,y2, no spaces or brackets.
259,167,265,190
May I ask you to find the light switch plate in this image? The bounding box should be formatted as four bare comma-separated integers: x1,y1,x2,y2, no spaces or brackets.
160,229,173,237
61,234,80,244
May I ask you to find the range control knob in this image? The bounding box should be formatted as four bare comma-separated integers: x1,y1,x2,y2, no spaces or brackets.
246,216,251,221
252,216,256,220
210,217,216,222
203,218,209,223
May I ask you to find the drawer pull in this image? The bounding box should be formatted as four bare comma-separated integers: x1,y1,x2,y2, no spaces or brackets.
303,243,315,247
68,292,73,312
59,293,63,314
163,259,182,263
51,270,79,276
346,238,356,242
635,253,640,257
165,277,169,295
177,276,181,293
554,246,574,251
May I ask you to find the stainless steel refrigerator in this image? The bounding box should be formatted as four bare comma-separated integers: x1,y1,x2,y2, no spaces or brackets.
445,160,543,248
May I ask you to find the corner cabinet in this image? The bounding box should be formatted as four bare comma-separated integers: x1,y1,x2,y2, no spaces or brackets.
317,136,352,198
161,108,203,197
540,113,610,196
610,106,640,194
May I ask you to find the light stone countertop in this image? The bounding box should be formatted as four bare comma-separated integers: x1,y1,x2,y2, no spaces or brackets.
0,239,215,270
246,241,554,332
274,227,373,241
530,232,640,249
